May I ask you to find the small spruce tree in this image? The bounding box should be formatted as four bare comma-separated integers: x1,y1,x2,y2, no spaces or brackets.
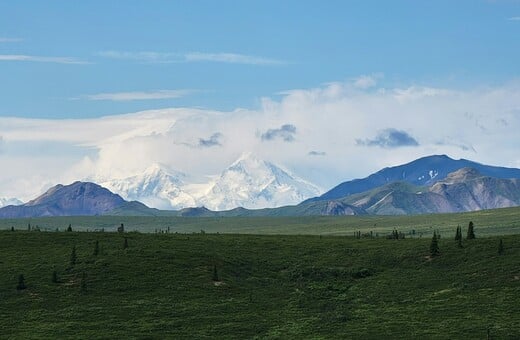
16,274,27,290
455,226,461,241
70,245,77,266
52,270,58,283
80,272,87,293
67,224,72,232
430,231,440,256
457,233,463,248
498,239,504,255
212,264,219,281
11,226,14,232
93,240,99,256
123,237,128,249
467,221,476,239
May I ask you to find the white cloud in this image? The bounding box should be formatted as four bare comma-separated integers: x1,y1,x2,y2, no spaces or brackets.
0,54,88,64
96,50,284,65
1,78,520,201
353,74,381,89
0,37,22,43
81,90,193,101
184,52,283,65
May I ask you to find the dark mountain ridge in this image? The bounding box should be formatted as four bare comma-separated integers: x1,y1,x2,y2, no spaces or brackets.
0,181,129,218
307,155,520,203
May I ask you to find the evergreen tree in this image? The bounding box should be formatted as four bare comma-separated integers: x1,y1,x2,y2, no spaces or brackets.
430,231,440,256
457,234,463,248
10,226,14,232
455,226,461,241
123,237,128,249
67,224,72,232
212,264,219,281
52,270,58,283
80,272,87,293
16,274,27,290
93,240,99,256
467,221,476,239
70,245,77,266
28,223,31,231
498,239,504,255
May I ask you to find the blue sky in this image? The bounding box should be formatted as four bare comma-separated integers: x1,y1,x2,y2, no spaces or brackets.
1,1,520,203
1,0,519,118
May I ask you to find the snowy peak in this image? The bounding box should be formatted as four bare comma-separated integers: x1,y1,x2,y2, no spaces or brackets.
201,153,322,210
93,155,322,211
0,197,23,208
100,163,196,210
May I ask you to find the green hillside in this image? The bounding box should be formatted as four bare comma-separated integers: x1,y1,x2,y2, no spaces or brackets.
1,231,519,338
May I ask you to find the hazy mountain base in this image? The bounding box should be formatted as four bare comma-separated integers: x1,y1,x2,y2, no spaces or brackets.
1,231,519,338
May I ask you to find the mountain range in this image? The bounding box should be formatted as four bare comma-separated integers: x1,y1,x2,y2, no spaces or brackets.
100,153,321,211
1,154,520,218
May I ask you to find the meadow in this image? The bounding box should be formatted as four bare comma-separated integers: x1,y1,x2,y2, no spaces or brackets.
1,206,520,237
1,227,519,338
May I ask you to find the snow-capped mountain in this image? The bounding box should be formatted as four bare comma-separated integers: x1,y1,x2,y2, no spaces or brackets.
0,197,23,208
199,153,322,210
100,163,196,210
96,154,322,211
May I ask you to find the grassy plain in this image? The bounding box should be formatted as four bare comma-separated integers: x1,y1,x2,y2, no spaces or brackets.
0,230,519,339
0,206,519,236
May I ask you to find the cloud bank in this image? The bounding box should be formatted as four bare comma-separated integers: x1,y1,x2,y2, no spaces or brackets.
1,77,520,201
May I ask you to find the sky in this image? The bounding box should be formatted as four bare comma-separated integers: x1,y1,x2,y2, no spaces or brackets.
1,0,520,201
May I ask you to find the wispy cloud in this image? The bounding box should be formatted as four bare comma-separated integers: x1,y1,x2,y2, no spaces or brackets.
82,89,193,101
95,51,177,63
184,52,283,65
0,37,22,43
96,50,284,65
507,16,520,21
261,124,297,142
356,129,419,148
0,54,87,64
